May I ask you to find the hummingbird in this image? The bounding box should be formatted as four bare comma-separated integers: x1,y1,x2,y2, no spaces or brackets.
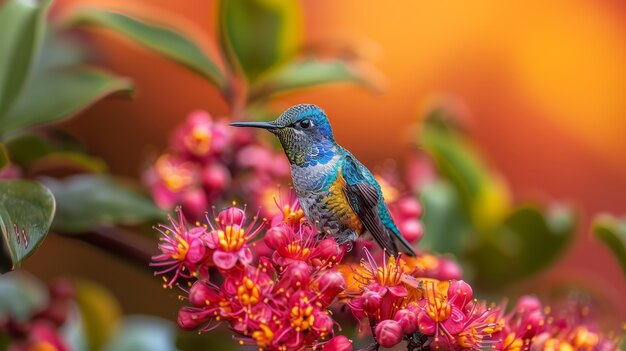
230,104,415,256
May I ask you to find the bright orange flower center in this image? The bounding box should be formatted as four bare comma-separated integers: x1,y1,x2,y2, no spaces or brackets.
425,282,451,322
252,324,274,348
237,277,261,305
171,236,190,261
285,241,310,259
217,225,246,251
544,338,575,351
282,204,305,226
155,155,194,191
374,256,404,286
572,327,599,350
184,124,212,156
501,333,523,351
290,304,314,332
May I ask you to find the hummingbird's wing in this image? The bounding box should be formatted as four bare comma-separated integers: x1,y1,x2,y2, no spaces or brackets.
341,156,399,256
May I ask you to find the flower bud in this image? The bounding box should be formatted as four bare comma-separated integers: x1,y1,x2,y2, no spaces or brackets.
323,335,353,351
375,320,404,348
313,311,334,337
362,291,383,319
311,238,344,267
181,189,208,220
202,163,231,193
281,261,311,288
188,281,217,307
218,206,245,226
519,310,545,339
178,308,207,330
317,270,346,303
264,225,292,250
399,219,423,243
394,308,418,334
447,280,473,309
435,258,463,280
396,197,423,218
515,295,542,314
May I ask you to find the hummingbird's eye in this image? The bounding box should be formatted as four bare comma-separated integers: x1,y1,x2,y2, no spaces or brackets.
298,119,312,129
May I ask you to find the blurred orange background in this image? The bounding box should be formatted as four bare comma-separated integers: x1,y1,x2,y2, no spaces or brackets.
26,0,626,320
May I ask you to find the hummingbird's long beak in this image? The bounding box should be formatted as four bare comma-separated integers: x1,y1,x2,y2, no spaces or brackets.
229,121,280,130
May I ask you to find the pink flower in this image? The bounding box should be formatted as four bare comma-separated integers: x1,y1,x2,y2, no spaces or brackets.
415,280,503,350
170,110,230,159
147,153,199,209
205,206,265,270
347,250,409,324
7,320,70,351
150,209,211,287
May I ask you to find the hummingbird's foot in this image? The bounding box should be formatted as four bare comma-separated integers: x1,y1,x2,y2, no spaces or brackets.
344,241,354,252
335,237,354,252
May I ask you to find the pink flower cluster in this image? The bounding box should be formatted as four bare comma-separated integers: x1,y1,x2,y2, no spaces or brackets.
495,296,621,351
1,279,73,351
145,110,289,220
152,199,349,350
150,186,622,351
343,251,501,350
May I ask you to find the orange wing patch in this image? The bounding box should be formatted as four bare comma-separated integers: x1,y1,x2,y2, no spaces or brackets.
323,167,364,234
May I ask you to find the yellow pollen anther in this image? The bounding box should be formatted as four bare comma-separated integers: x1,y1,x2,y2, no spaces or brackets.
216,225,246,252
171,236,190,260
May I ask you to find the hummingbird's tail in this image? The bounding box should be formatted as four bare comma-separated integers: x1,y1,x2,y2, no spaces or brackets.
389,226,416,257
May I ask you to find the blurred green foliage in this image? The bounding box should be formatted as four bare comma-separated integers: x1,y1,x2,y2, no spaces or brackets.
0,0,158,272
68,10,227,91
593,214,626,277
418,110,577,291
68,0,381,113
43,175,165,233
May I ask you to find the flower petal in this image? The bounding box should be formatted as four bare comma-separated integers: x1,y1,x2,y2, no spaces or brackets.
213,251,238,270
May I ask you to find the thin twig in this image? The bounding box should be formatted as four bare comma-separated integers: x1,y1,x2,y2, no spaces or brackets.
56,226,156,269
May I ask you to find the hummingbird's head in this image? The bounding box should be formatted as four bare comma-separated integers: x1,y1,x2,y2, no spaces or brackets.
230,104,337,165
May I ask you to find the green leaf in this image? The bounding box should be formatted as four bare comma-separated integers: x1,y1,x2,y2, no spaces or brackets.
0,180,55,271
29,152,108,175
419,181,472,255
593,214,626,277
103,315,179,351
468,205,576,290
220,0,301,83
73,279,122,351
0,67,133,136
249,58,380,103
0,144,8,170
4,133,55,167
68,9,226,90
0,271,48,322
0,0,51,116
420,113,511,232
43,175,164,233
5,132,92,168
